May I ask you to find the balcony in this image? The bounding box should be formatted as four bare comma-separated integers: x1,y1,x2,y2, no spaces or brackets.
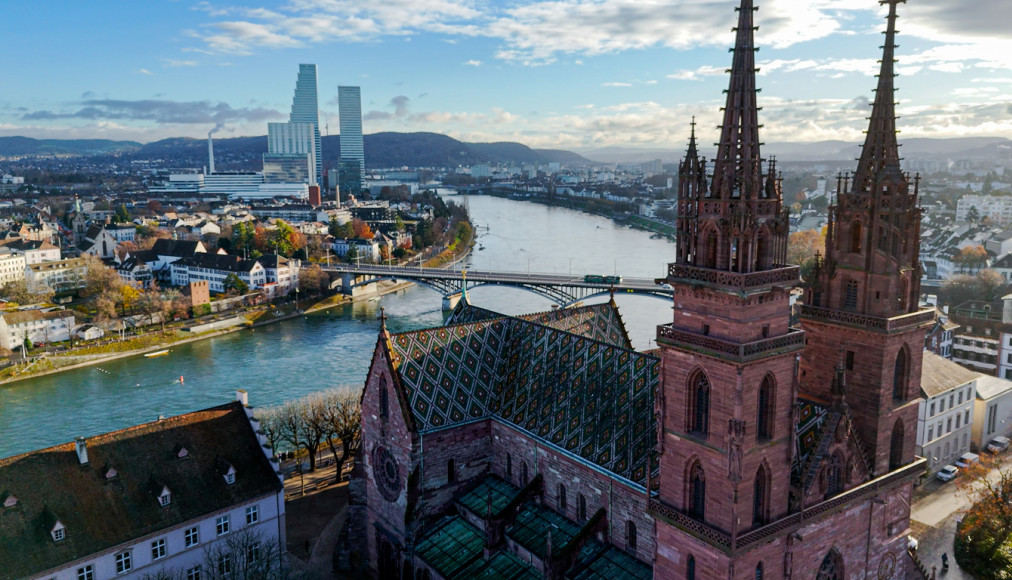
800,305,934,334
666,264,800,292
656,325,805,363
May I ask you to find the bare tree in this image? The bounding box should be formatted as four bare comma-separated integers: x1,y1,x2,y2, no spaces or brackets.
320,388,362,483
201,528,283,580
296,394,328,473
256,405,285,457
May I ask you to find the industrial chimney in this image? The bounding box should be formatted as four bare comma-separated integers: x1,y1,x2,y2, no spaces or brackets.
208,132,216,174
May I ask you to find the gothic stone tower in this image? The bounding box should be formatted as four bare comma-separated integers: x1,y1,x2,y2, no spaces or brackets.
802,0,930,478
653,0,802,576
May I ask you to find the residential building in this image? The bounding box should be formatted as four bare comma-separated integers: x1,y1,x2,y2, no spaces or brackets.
131,239,208,283
0,309,76,349
352,2,926,576
114,255,154,289
80,225,119,260
924,307,958,359
72,323,105,341
25,258,88,293
170,253,266,294
948,296,1012,378
0,393,285,580
4,239,61,265
918,352,978,473
0,252,26,286
957,194,1012,225
256,254,300,297
332,238,379,262
106,225,136,244
973,375,1012,451
289,64,322,185
338,86,364,196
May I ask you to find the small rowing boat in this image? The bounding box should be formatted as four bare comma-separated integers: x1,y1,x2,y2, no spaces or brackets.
144,350,170,358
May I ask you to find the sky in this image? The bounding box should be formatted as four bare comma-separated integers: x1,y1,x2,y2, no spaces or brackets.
0,0,1009,153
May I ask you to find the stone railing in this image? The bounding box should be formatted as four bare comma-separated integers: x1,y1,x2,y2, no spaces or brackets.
656,325,805,363
650,457,926,554
666,264,800,291
800,305,934,333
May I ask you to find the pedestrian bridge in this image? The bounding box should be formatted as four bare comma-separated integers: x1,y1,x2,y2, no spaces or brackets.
320,264,673,309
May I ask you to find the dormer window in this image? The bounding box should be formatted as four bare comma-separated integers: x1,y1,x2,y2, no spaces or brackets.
158,486,171,507
1,492,16,508
105,467,118,480
51,521,66,543
177,447,190,459
225,471,235,485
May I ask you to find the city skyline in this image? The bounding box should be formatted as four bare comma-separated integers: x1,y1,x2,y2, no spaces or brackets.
0,0,1007,151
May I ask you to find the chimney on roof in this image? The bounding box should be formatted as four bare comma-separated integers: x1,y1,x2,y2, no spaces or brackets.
236,389,248,406
208,132,216,174
75,437,89,465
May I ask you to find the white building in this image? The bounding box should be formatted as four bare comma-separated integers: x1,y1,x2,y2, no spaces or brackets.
973,375,1012,451
0,252,26,286
25,258,88,293
5,239,61,265
333,238,380,262
0,309,76,349
918,351,979,472
170,254,266,294
257,255,300,296
0,393,286,580
957,194,1012,225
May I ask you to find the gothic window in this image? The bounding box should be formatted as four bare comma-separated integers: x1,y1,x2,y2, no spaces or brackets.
703,229,718,268
755,562,764,580
626,521,637,552
379,377,389,419
687,556,696,580
878,226,887,251
893,348,908,400
447,459,455,484
688,372,710,436
730,237,740,272
757,375,774,441
522,462,528,484
688,460,706,520
889,419,905,470
850,222,862,253
753,465,769,526
816,549,844,580
578,494,587,522
506,454,512,480
827,452,844,497
755,233,769,270
558,484,567,513
844,280,858,311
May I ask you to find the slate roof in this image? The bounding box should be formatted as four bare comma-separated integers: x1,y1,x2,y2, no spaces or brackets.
387,304,658,486
174,253,261,273
0,401,281,580
150,239,204,258
0,309,74,326
921,351,979,397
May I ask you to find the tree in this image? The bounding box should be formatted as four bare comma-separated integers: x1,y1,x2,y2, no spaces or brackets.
320,388,362,483
0,280,54,305
967,205,981,224
787,229,826,283
956,456,1012,574
954,245,989,273
351,218,374,240
224,273,249,296
119,284,140,316
943,270,1009,307
80,254,123,300
297,395,328,473
134,287,166,328
256,406,286,456
298,264,329,295
114,203,131,224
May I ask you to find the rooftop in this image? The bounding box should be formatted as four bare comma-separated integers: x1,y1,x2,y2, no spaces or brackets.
921,351,980,398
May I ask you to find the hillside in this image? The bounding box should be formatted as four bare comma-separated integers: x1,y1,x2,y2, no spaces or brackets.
0,136,141,156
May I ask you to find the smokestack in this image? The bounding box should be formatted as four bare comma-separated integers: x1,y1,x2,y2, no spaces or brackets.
208,132,215,174
75,436,89,465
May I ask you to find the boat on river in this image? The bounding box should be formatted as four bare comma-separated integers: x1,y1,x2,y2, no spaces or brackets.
144,350,170,358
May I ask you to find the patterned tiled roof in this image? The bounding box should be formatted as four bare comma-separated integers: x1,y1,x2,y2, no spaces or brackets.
792,398,829,481
446,300,633,350
389,305,658,486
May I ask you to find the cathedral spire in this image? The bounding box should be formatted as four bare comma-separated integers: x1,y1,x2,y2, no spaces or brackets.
711,0,763,200
853,0,905,191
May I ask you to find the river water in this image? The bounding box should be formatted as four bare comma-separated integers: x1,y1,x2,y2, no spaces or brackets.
0,194,677,458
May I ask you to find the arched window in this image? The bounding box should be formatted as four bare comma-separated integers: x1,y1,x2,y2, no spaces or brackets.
379,377,389,419
757,375,774,441
851,222,862,253
687,555,696,580
688,372,710,436
522,462,528,484
755,562,764,580
626,521,637,552
890,419,905,470
578,494,587,522
844,280,858,311
447,459,455,484
704,229,718,268
893,348,908,400
816,549,844,580
688,460,706,520
826,452,844,497
753,464,768,526
557,483,567,513
506,454,512,480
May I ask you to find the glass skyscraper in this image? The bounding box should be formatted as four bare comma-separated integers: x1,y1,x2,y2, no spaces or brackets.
338,85,364,196
290,64,323,186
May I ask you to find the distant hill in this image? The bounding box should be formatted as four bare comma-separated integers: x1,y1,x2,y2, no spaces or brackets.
0,136,141,156
0,132,592,169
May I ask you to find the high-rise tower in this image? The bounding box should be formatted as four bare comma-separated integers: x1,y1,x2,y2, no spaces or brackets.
653,0,802,575
801,0,928,476
338,85,365,197
290,64,323,185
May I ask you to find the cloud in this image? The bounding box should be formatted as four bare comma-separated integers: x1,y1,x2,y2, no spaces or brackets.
21,99,283,127
165,59,199,67
601,82,631,87
136,68,153,75
363,95,411,121
463,59,482,67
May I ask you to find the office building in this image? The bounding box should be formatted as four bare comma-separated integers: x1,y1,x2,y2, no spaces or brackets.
289,64,322,185
266,123,316,185
338,85,364,196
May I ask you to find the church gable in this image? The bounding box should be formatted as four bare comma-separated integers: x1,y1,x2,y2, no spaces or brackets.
517,300,633,350
794,399,873,506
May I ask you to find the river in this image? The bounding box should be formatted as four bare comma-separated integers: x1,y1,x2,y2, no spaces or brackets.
0,194,677,458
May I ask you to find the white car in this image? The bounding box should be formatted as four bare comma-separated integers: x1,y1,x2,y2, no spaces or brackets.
987,436,1010,454
955,452,980,469
937,465,959,482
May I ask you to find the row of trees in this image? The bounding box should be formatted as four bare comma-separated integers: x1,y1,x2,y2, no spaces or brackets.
80,255,188,327
228,221,308,260
257,388,361,484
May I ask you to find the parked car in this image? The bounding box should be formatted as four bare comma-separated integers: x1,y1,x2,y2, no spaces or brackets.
987,436,1010,454
955,452,980,468
937,465,959,482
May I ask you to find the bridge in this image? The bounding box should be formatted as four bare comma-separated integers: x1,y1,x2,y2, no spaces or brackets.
321,264,674,309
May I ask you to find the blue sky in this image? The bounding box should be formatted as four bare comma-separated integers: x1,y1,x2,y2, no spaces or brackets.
0,0,1009,152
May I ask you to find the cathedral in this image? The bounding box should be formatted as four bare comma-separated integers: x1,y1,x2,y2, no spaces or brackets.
350,0,929,578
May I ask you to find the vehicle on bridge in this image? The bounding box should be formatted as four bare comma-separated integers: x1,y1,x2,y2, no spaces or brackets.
584,274,623,284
